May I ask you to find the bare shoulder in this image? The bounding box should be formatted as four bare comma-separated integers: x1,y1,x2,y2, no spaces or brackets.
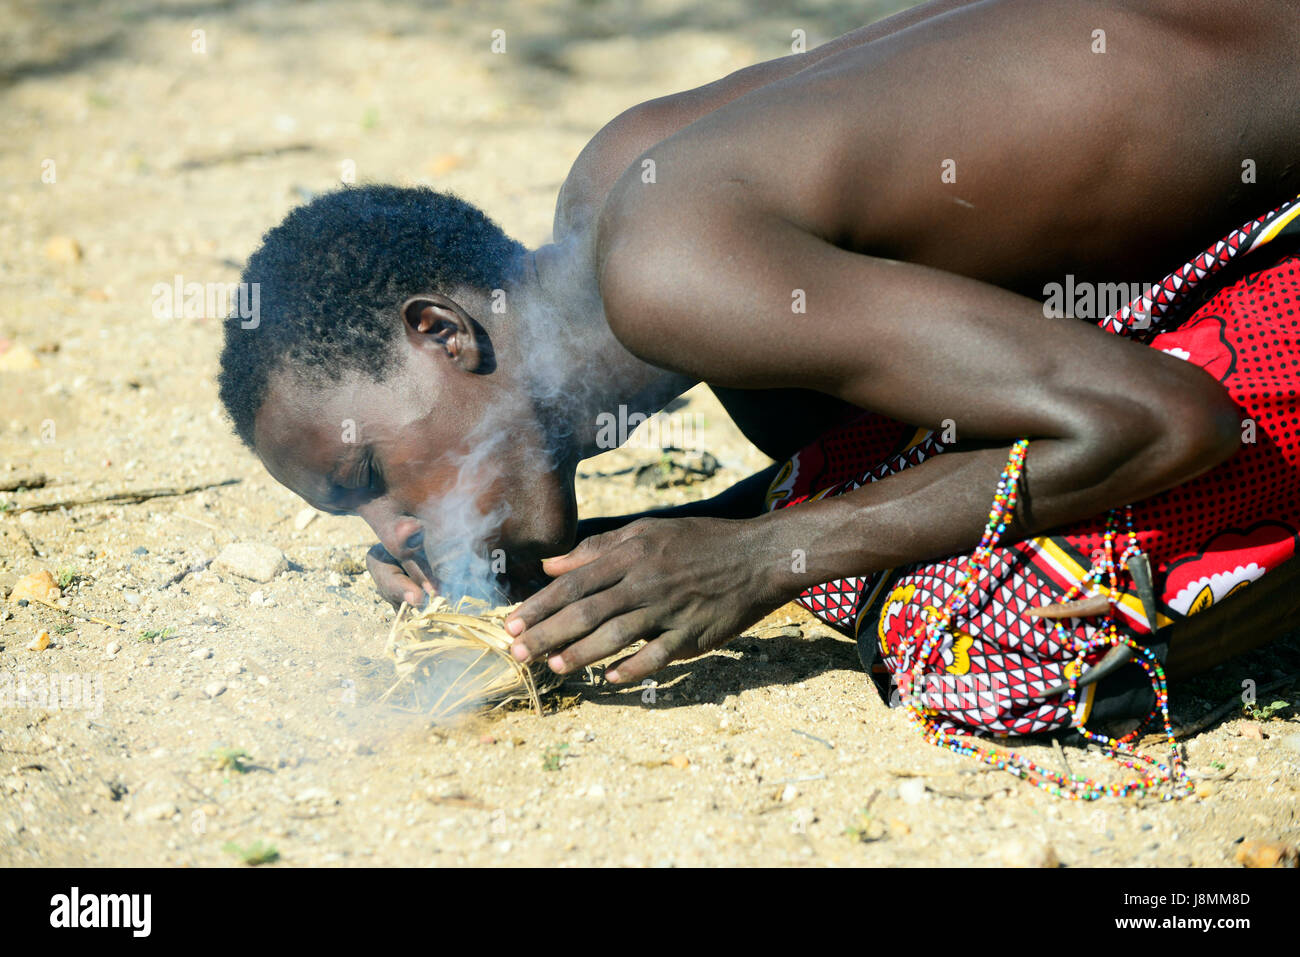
595,0,1300,307
553,0,993,239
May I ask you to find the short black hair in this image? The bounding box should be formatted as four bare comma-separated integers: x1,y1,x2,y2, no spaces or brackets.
217,184,526,449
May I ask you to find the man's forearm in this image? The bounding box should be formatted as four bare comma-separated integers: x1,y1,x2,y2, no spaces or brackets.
749,433,1235,601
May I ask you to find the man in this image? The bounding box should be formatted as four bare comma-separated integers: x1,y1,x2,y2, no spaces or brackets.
219,0,1300,739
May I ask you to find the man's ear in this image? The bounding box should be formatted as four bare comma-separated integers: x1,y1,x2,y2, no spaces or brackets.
400,295,483,372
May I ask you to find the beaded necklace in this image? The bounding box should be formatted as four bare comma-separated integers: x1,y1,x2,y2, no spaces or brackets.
897,439,1193,800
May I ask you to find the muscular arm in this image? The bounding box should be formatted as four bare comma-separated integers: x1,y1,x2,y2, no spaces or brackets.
596,201,1241,594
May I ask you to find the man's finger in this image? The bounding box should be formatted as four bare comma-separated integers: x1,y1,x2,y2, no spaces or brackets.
400,557,436,597
604,633,681,684
507,568,627,659
539,532,610,578
366,545,425,608
545,609,657,674
505,551,626,639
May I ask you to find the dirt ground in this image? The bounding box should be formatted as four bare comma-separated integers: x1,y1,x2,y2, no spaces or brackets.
2,0,1299,868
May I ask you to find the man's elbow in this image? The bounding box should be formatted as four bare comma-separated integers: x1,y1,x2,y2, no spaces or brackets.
1116,375,1242,494
1159,377,1242,480
1068,373,1241,500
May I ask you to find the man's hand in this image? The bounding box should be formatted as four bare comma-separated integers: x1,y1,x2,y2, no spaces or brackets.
503,516,786,683
366,543,435,608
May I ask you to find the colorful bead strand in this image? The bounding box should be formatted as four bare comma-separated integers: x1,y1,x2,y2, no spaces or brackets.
897,439,1192,801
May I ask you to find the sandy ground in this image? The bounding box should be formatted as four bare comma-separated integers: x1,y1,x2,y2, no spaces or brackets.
2,0,1299,868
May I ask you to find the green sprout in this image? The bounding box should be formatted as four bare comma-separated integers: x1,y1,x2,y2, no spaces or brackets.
1246,699,1291,720
542,742,570,772
223,840,279,866
844,806,886,843
209,746,252,774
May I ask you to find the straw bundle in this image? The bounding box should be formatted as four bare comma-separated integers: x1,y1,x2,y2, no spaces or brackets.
381,596,562,721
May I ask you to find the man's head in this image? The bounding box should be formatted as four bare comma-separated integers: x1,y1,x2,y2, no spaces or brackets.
218,185,578,593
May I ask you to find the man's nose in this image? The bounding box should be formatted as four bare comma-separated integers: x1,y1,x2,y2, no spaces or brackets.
358,505,425,564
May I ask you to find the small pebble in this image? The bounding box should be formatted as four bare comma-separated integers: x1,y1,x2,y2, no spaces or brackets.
11,570,60,604
1235,839,1298,868
105,641,121,657
213,542,287,583
203,681,227,699
26,631,50,652
999,840,1061,868
190,647,213,660
139,802,178,823
43,235,83,264
898,779,928,805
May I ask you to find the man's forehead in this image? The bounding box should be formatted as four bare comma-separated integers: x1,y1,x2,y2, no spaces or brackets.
253,374,361,491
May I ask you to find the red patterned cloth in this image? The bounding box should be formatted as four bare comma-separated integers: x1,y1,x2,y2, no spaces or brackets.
767,196,1300,735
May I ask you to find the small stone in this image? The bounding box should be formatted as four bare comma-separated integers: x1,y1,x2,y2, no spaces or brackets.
11,570,60,604
190,647,213,660
1240,722,1265,740
780,784,799,803
224,662,245,676
212,542,287,583
587,783,606,799
1234,839,1298,868
44,235,83,264
26,631,51,652
139,802,178,822
203,681,227,699
0,343,41,371
293,508,319,531
294,787,333,804
999,840,1061,868
739,751,757,768
1195,782,1217,799
668,753,690,770
898,779,928,806
105,641,121,657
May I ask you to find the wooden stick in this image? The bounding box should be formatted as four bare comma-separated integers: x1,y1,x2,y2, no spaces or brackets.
25,594,123,630
9,479,240,515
